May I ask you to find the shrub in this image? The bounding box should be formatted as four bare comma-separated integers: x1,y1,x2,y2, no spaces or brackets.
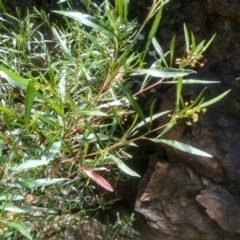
0,0,229,238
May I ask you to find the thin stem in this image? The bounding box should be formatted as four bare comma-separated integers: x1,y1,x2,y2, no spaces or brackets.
133,78,164,97
82,122,169,158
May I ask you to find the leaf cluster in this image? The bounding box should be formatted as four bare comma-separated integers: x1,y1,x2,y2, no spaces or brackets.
0,0,229,239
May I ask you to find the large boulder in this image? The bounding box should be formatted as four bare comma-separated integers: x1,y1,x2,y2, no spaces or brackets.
134,0,240,239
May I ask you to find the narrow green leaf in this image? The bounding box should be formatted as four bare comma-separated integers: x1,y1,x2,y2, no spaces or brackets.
143,3,163,60
123,0,129,22
128,110,171,136
97,97,130,108
39,132,62,159
0,65,29,90
198,89,231,108
84,120,103,146
120,84,146,124
78,108,107,116
10,160,49,172
0,139,2,157
71,133,109,142
77,28,105,54
115,0,123,20
169,35,176,67
176,77,183,110
52,27,72,59
32,178,66,187
122,113,139,139
15,177,36,189
110,107,125,134
3,205,48,213
149,99,157,128
157,119,175,138
2,221,32,240
86,133,109,141
155,139,212,157
193,40,205,54
0,195,25,201
105,3,118,34
53,11,119,39
183,23,189,50
46,100,64,117
163,79,221,84
191,32,196,51
0,66,63,117
188,88,206,107
25,79,36,124
132,68,196,78
109,154,140,177
45,135,62,162
6,178,66,189
0,106,24,123
152,37,168,67
3,112,11,130
58,72,66,103
202,34,216,52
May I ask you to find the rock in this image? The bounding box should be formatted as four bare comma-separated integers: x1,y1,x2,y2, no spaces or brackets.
140,160,202,202
135,156,222,240
135,156,240,239
135,0,240,239
196,183,240,233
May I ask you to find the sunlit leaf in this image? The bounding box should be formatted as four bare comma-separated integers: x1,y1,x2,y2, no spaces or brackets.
78,108,107,116
58,71,66,102
15,177,36,189
45,135,62,162
0,195,25,201
109,154,140,177
6,178,65,189
0,66,64,117
128,110,171,136
86,133,109,141
32,178,66,187
0,106,24,123
132,68,195,78
152,37,168,67
97,98,130,108
77,28,105,54
143,3,163,60
10,160,49,172
52,27,72,59
0,65,29,90
149,138,212,157
2,205,48,213
163,79,221,84
2,221,32,240
53,11,118,39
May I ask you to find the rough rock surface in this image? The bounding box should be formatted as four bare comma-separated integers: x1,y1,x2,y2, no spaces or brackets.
196,181,240,234
134,0,240,239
